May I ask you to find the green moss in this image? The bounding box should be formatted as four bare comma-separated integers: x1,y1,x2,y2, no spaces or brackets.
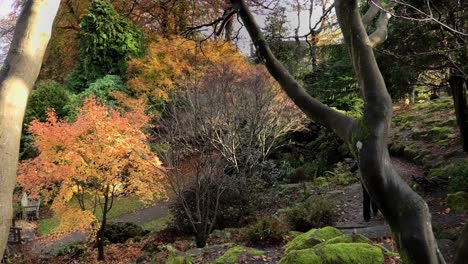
278,249,321,264
312,177,329,187
357,118,371,139
288,231,304,239
426,126,453,142
257,34,265,42
428,99,453,111
166,255,192,264
315,234,372,247
214,245,264,264
283,227,342,252
447,191,468,212
279,243,385,264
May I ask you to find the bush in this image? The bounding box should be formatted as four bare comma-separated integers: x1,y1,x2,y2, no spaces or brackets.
309,128,351,175
284,163,318,183
447,162,468,193
325,162,359,186
241,218,287,246
285,195,337,232
170,177,255,235
25,80,71,124
56,241,86,258
104,222,148,243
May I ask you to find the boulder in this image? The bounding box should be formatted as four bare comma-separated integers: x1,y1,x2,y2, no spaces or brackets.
283,226,342,252
279,242,385,264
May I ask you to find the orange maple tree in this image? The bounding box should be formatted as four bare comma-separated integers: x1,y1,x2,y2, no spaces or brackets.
17,97,166,260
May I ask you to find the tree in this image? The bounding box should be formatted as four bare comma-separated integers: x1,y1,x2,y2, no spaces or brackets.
158,58,300,247
163,61,301,175
261,6,306,78
17,97,166,260
67,0,142,91
376,0,468,150
0,1,20,65
230,0,444,262
20,80,71,160
0,0,61,259
39,0,92,81
126,37,244,107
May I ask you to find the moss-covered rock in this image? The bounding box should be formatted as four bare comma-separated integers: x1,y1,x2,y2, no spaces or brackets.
279,243,385,264
283,226,342,252
214,245,264,264
166,255,192,264
447,191,468,212
315,234,372,247
288,231,304,239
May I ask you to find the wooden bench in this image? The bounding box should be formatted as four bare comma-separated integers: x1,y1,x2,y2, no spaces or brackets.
21,193,40,220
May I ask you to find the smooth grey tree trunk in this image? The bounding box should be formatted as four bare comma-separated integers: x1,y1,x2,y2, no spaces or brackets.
230,0,445,263
0,0,60,259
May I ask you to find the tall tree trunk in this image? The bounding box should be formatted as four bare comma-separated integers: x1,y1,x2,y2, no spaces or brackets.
448,75,468,152
0,0,60,259
230,0,444,262
454,223,468,264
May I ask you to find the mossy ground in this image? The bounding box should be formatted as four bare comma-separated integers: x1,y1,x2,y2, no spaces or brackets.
390,96,462,170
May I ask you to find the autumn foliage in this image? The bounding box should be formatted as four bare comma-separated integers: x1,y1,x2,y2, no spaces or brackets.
126,37,246,102
17,97,166,235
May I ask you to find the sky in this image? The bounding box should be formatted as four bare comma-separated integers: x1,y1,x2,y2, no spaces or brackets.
0,0,15,17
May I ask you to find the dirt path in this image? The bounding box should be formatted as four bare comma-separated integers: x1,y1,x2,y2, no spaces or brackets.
30,202,170,255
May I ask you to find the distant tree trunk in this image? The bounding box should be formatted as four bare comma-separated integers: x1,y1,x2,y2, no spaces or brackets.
231,0,444,262
408,85,416,104
0,0,60,259
454,223,468,264
195,230,207,248
95,186,111,261
448,75,468,152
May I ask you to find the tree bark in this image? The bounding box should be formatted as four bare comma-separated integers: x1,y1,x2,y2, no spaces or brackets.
454,223,468,264
0,0,60,259
230,0,444,262
448,75,468,152
96,187,110,261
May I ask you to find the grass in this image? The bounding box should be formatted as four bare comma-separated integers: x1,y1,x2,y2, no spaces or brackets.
98,195,145,220
38,195,147,236
140,214,173,233
37,217,60,236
